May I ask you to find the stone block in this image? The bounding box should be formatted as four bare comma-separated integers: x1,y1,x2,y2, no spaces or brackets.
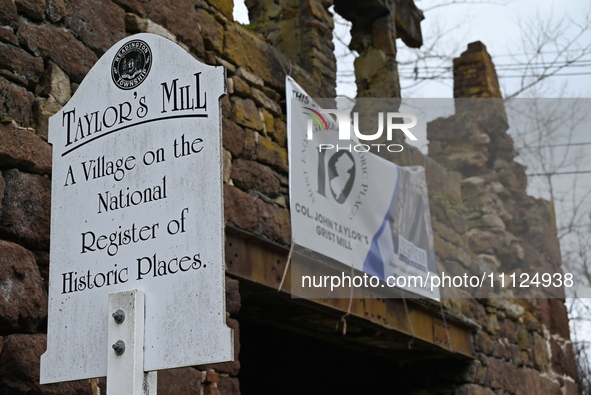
223,149,232,184
218,376,240,395
209,0,233,19
0,28,18,46
0,0,18,25
17,24,98,83
255,134,288,173
0,334,92,394
64,0,126,55
125,13,177,41
305,0,326,21
500,318,517,343
195,8,224,52
242,129,256,159
157,367,204,394
0,44,44,85
224,184,259,230
230,76,251,97
0,169,51,249
261,108,273,135
0,122,52,174
41,63,71,106
460,297,488,327
485,357,503,389
15,0,46,21
532,332,549,372
256,198,290,244
46,0,68,22
222,119,245,156
223,25,284,90
251,87,281,116
395,0,424,48
231,159,280,197
234,67,263,87
231,97,263,131
563,379,579,395
33,96,62,140
149,0,205,55
271,119,286,148
4,83,34,127
0,240,47,333
113,0,149,17
475,331,493,354
225,276,240,315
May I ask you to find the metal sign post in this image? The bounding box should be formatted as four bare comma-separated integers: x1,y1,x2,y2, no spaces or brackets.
107,290,156,395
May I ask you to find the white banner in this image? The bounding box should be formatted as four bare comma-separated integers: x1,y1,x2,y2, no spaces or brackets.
286,77,440,300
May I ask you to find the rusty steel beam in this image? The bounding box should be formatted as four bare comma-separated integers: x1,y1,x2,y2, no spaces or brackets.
225,227,475,358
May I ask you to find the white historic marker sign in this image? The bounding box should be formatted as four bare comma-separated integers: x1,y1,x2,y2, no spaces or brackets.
41,33,233,384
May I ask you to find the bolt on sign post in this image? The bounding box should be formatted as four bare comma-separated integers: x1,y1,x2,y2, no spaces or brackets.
40,34,233,393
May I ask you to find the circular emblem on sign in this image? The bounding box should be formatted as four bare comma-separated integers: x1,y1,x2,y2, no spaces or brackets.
111,40,152,90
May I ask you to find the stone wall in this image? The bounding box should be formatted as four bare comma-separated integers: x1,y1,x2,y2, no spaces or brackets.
0,0,578,394
420,41,577,394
